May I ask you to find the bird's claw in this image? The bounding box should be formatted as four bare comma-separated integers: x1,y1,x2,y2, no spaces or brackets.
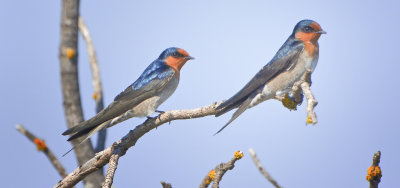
146,116,156,120
155,110,165,114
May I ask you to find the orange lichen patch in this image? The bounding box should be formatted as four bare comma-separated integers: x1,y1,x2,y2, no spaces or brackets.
234,150,244,159
306,116,313,124
310,22,322,32
165,56,187,71
177,48,189,57
92,92,99,100
282,93,297,110
65,48,75,59
34,138,47,151
366,166,382,181
208,170,216,180
205,179,211,185
366,174,372,181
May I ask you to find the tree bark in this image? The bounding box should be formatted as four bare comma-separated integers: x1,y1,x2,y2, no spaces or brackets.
59,0,104,187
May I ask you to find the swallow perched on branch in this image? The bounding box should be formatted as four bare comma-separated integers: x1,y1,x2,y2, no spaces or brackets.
62,47,194,155
215,19,326,134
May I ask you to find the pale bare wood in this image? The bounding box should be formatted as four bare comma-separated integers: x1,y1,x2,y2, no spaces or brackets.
16,124,68,178
59,0,104,186
78,16,106,152
55,103,220,188
249,148,282,188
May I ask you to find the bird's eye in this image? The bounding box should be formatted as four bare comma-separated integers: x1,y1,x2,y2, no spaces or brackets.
172,52,180,57
304,26,312,32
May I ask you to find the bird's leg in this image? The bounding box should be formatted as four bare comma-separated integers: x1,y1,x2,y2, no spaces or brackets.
154,110,172,124
304,70,312,86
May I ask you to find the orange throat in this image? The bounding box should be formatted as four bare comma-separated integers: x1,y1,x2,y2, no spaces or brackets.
295,32,320,55
165,56,188,71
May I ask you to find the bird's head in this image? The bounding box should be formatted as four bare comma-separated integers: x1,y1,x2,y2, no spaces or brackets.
292,20,326,43
160,47,194,71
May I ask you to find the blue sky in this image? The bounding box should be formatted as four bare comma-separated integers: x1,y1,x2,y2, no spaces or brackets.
1,0,400,187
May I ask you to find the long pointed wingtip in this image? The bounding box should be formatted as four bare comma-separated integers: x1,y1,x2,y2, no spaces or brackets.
62,129,71,136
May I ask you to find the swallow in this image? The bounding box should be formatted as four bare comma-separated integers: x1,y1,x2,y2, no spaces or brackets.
214,19,326,134
62,47,194,155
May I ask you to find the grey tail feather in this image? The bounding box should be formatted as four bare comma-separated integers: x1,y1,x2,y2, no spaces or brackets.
215,98,246,117
214,96,254,135
215,97,248,117
215,104,236,117
62,121,108,157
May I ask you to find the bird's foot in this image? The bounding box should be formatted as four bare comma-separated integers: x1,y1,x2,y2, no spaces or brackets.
146,116,156,120
155,110,165,114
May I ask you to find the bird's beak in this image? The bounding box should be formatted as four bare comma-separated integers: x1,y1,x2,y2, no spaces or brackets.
316,30,327,34
185,56,195,60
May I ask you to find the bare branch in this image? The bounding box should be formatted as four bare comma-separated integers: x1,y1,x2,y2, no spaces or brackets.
16,124,67,178
275,69,318,124
59,0,104,185
300,71,318,124
78,16,106,152
199,151,243,188
160,181,172,188
367,151,382,188
249,148,282,188
102,146,121,188
54,69,319,187
55,102,221,188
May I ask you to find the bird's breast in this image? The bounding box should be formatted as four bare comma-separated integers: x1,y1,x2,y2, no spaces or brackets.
250,50,318,107
130,75,180,117
269,50,317,93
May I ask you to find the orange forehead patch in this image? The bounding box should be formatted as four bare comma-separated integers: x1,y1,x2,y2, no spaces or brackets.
177,48,189,57
310,22,322,31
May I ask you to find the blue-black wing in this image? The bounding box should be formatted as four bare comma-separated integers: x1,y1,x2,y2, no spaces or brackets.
215,39,304,117
63,60,175,138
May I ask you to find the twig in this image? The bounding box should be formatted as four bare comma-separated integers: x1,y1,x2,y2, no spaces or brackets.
300,70,318,124
59,0,104,186
102,146,121,188
274,69,318,124
55,102,221,188
199,151,243,188
160,181,172,188
16,124,67,178
78,16,106,153
249,148,282,188
366,151,382,188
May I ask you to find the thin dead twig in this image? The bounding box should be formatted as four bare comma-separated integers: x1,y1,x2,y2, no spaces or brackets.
249,148,282,188
199,151,243,188
78,16,106,152
102,147,121,188
16,124,67,178
275,69,318,124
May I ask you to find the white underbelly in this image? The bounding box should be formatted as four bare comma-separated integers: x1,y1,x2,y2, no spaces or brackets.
249,51,317,107
130,76,179,117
